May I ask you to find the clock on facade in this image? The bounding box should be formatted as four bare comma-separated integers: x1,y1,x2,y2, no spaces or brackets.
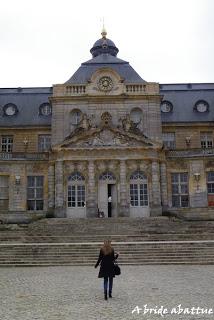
98,76,113,91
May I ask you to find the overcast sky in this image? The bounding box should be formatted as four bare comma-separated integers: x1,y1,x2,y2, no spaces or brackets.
0,0,214,87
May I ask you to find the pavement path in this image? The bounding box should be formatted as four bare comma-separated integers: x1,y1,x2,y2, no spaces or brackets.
0,265,214,320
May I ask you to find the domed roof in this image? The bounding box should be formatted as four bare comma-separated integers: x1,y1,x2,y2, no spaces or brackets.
92,38,116,48
90,29,119,58
65,29,146,85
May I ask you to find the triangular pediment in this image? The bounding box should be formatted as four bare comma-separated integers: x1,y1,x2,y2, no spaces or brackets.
54,126,161,150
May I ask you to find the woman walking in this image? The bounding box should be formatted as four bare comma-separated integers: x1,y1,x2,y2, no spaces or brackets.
95,239,119,300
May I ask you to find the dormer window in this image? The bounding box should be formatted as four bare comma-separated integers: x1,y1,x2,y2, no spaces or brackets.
161,101,173,113
39,103,52,116
194,100,209,113
3,103,18,116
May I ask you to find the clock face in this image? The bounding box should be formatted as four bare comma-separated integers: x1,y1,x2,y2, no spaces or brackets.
5,105,16,116
98,76,113,91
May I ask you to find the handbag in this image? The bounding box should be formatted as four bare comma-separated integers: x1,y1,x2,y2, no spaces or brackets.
114,262,121,276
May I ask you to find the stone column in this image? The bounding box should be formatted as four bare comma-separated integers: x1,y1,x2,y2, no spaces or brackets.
119,160,129,217
160,162,168,210
55,160,65,217
151,160,162,216
48,164,55,212
87,160,96,217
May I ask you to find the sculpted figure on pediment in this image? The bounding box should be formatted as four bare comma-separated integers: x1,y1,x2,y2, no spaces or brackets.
79,113,91,130
73,129,137,147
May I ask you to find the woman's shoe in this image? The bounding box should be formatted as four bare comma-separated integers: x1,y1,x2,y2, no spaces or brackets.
109,292,112,298
104,290,108,300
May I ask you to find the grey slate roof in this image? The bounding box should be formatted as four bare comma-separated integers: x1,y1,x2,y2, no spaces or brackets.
160,83,214,123
0,87,52,127
65,53,146,84
0,83,214,127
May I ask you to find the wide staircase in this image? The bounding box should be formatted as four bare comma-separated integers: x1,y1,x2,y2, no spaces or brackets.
1,217,214,266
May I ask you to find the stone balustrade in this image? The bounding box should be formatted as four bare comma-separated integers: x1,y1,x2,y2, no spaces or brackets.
166,148,214,158
66,85,86,95
0,152,49,160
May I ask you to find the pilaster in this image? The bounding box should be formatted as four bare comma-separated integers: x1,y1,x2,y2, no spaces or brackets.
119,160,129,217
87,160,97,217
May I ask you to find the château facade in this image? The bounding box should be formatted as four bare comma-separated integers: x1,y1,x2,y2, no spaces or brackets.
0,30,214,220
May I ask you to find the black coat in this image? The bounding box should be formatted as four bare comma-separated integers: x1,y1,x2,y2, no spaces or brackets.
95,248,118,278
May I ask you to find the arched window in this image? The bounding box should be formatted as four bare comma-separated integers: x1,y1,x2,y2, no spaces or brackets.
130,108,142,124
99,172,116,181
67,172,85,208
130,170,148,207
70,109,82,127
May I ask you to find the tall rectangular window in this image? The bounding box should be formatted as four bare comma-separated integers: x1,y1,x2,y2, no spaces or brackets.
162,132,176,149
207,172,214,206
38,135,51,152
171,173,189,207
130,183,148,207
67,185,85,207
1,136,13,152
0,176,9,210
27,176,44,210
200,132,213,148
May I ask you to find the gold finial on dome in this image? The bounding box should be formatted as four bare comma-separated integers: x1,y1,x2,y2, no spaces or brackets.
101,19,107,39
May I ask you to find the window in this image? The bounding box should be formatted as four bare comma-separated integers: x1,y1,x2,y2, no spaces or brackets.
171,173,189,207
207,172,214,206
160,101,173,113
38,135,51,152
200,132,213,148
194,100,209,113
27,176,44,210
0,176,9,210
130,171,148,207
1,136,13,152
67,172,85,208
39,103,52,116
162,132,176,149
70,109,82,126
3,103,18,116
130,108,142,124
99,172,116,181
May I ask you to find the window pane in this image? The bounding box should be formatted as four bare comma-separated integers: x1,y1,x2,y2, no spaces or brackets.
172,195,180,207
27,200,35,211
181,195,189,207
171,173,178,183
172,184,179,194
180,184,188,194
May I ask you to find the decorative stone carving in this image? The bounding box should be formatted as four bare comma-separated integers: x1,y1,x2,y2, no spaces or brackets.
77,162,86,172
71,128,152,148
121,114,134,131
79,113,91,130
97,161,106,171
101,112,112,127
127,160,138,171
107,161,117,171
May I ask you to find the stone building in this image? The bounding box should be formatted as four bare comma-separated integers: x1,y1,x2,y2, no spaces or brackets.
0,30,214,220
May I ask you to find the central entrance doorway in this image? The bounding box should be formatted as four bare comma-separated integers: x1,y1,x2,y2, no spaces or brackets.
98,172,117,218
